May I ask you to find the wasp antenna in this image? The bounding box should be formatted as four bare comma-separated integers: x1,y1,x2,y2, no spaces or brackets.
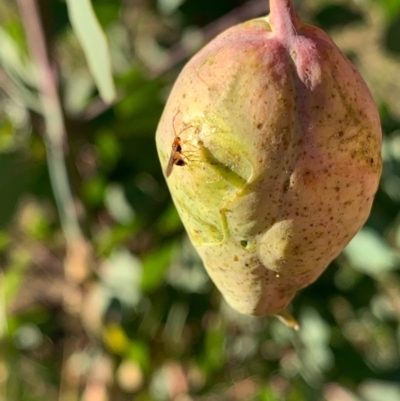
171,111,194,139
172,110,181,138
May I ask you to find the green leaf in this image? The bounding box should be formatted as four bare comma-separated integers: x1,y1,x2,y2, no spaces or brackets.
141,243,174,292
384,15,400,55
201,317,226,374
66,0,116,103
126,340,151,372
314,5,363,30
0,26,39,111
0,153,41,228
344,228,399,274
258,386,281,401
0,25,35,86
372,0,400,19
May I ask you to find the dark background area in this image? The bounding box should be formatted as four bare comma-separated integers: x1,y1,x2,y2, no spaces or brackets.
1,0,400,400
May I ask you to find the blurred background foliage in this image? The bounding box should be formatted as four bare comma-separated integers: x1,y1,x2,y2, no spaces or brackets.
0,0,400,400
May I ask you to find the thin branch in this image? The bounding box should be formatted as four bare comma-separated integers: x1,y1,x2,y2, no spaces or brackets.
17,0,83,243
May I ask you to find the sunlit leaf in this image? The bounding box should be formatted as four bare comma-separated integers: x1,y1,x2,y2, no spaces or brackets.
359,380,400,401
66,0,116,103
0,27,39,111
105,183,135,224
371,0,400,19
259,386,281,401
100,248,142,306
103,323,130,355
0,26,35,86
344,228,399,274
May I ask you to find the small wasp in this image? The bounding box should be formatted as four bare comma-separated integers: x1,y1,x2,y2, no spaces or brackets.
165,112,200,178
165,135,185,177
